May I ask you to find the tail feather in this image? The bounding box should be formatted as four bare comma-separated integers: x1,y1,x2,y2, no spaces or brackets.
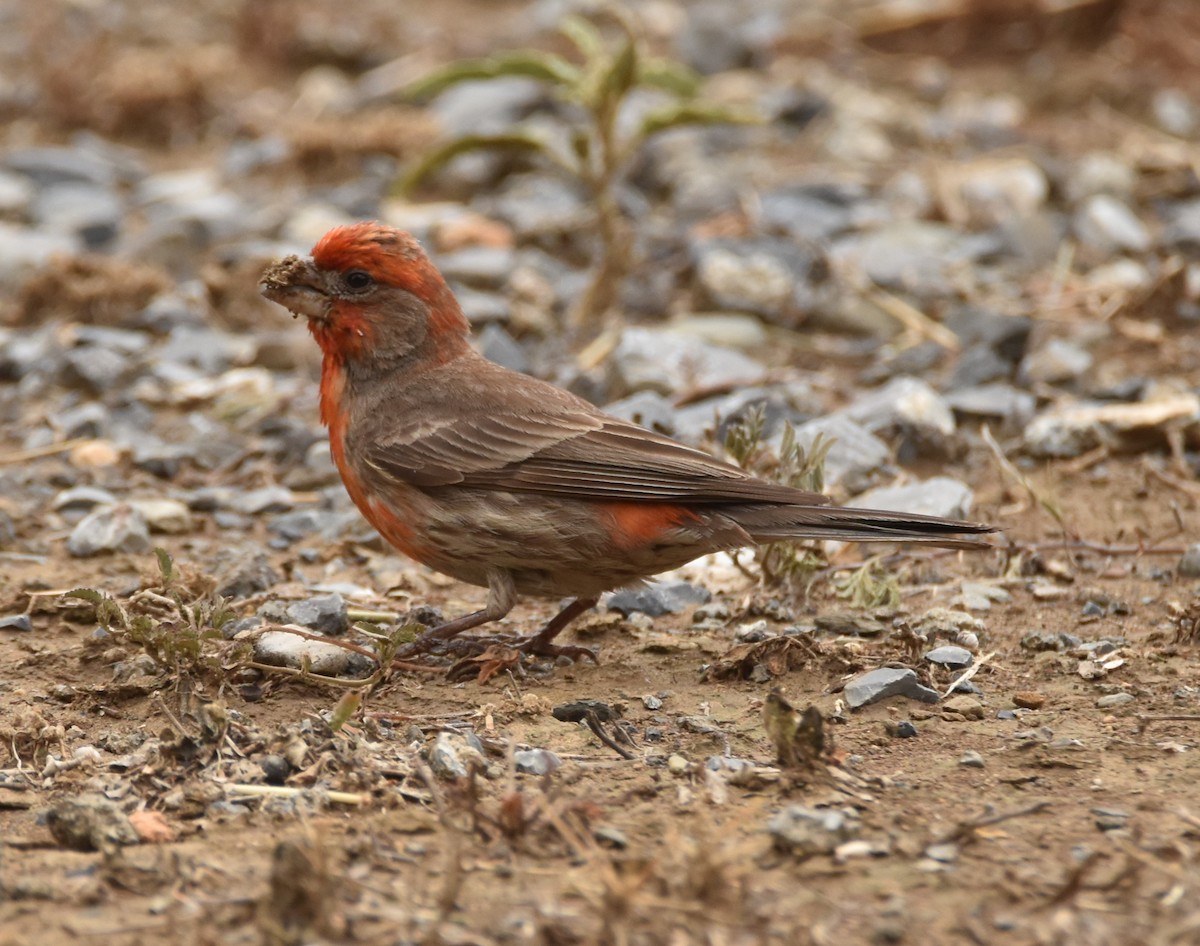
730,503,997,549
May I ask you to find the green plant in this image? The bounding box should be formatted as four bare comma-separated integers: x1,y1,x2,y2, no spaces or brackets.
65,548,238,682
399,8,758,327
832,556,900,610
723,405,834,596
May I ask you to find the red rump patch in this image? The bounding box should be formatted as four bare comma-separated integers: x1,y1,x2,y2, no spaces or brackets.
601,502,701,550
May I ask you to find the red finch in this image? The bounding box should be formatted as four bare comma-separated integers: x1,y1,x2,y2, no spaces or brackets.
260,223,994,661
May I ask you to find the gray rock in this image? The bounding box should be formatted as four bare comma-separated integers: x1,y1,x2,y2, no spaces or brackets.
759,183,861,242
1096,692,1135,709
285,594,349,637
228,486,296,516
157,325,248,374
1066,152,1136,203
608,580,711,618
768,805,859,857
45,794,140,851
32,182,123,248
692,238,817,319
610,327,767,396
253,630,362,677
60,346,129,394
0,170,34,215
954,156,1049,225
429,731,485,780
53,402,112,439
128,499,192,534
1152,88,1198,137
267,509,341,544
487,174,589,240
603,390,677,434
944,384,1036,426
436,246,517,290
0,223,80,282
453,286,510,324
844,668,939,709
1164,198,1200,248
792,414,890,492
849,477,975,521
54,486,119,517
5,145,129,188
1074,195,1151,255
916,608,986,638
215,552,281,599
959,750,986,768
429,77,545,137
925,646,973,669
67,504,152,557
831,222,1000,297
475,323,529,374
514,749,562,776
0,614,33,632
1179,544,1200,578
839,376,956,440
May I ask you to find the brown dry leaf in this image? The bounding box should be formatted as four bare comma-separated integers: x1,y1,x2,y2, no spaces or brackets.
703,636,816,681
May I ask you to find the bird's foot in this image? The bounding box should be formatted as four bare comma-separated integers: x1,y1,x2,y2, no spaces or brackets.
512,635,599,664
439,634,598,682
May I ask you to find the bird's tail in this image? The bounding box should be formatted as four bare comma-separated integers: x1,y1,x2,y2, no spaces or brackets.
728,504,997,549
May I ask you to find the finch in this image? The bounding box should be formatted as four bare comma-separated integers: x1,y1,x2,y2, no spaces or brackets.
259,222,995,662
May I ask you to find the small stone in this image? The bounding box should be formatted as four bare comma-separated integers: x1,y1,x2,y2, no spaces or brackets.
667,754,690,776
642,694,664,710
260,755,291,785
0,614,33,632
792,415,890,492
692,238,815,319
1152,88,1197,137
610,326,767,396
607,580,711,618
942,696,985,720
1012,691,1046,710
840,376,955,440
60,346,129,394
1074,194,1151,255
67,504,152,557
128,498,192,534
1020,339,1093,386
925,646,973,669
945,385,1036,427
53,486,118,517
768,806,859,857
1092,807,1130,831
1178,544,1200,578
844,668,939,709
513,749,562,776
284,594,349,637
1095,692,1135,709
892,720,918,739
429,732,484,780
228,486,295,516
253,630,367,677
959,750,986,768
215,552,280,599
814,612,886,637
849,477,975,522
46,795,140,852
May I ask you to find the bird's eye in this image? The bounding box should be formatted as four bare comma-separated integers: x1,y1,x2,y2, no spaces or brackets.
343,270,373,292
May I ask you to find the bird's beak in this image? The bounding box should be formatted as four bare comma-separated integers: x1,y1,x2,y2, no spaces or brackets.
259,255,329,321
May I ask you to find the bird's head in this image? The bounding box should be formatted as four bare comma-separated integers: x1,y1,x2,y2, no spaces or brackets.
259,222,470,366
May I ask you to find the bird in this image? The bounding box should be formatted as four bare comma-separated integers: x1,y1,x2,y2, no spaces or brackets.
259,222,995,663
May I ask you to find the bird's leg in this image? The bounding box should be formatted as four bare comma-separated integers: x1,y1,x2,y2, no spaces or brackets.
396,570,517,657
512,596,600,663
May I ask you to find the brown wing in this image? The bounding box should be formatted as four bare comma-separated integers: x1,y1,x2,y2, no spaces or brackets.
363,408,830,506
